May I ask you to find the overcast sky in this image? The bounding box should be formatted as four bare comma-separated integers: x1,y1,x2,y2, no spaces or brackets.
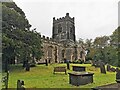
13,0,118,40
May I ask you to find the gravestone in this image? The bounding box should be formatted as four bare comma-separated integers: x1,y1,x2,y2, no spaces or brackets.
45,59,48,66
106,64,111,71
17,80,25,90
100,62,106,74
17,80,21,89
21,81,25,90
48,59,51,63
26,63,30,71
72,66,86,72
66,60,70,70
116,68,120,72
110,68,116,72
2,71,9,89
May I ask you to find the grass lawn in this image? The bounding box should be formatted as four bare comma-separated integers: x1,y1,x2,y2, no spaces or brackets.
2,63,116,88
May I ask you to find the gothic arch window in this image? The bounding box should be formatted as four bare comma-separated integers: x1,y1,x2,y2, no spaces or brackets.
70,27,73,33
62,49,65,59
48,46,53,58
67,32,69,39
72,25,75,34
53,26,55,33
58,24,62,33
52,26,55,38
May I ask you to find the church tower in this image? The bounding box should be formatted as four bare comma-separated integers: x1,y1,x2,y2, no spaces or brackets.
52,13,76,44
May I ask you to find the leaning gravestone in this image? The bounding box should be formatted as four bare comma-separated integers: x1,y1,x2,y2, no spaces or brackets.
26,63,30,71
106,64,111,71
100,62,106,74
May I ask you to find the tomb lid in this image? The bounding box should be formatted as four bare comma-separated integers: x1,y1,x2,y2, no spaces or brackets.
72,66,86,68
68,71,94,76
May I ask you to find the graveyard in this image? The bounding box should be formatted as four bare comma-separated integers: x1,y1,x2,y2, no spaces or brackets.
2,63,118,89
1,1,120,89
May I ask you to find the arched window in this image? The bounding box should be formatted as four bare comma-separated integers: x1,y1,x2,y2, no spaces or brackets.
58,24,62,33
70,27,72,33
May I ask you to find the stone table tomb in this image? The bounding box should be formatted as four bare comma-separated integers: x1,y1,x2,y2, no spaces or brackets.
68,72,94,86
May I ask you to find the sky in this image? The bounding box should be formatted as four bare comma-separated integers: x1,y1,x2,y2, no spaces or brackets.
13,0,118,40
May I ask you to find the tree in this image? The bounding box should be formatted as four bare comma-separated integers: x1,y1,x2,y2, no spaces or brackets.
78,38,84,46
2,2,43,69
85,39,93,48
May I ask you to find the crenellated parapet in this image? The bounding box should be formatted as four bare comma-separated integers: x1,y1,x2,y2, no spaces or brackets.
41,35,52,41
53,13,74,24
40,35,63,46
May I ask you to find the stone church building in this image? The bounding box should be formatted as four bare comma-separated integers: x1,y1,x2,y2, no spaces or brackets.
40,13,86,63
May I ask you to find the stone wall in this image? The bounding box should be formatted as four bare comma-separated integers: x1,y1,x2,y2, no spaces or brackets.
39,35,84,63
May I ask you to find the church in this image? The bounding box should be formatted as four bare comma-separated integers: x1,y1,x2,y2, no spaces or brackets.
40,13,86,63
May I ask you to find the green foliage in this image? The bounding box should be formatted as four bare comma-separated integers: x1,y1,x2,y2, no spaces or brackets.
2,2,43,67
83,29,118,67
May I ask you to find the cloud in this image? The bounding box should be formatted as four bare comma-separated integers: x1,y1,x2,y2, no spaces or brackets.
14,0,118,40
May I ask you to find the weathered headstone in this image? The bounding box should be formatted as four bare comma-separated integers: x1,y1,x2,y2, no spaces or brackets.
66,60,70,70
3,71,9,89
72,66,86,72
21,81,25,90
110,68,116,72
17,80,21,89
26,63,30,71
45,59,48,66
100,62,106,74
17,80,25,90
106,64,111,71
48,59,50,63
